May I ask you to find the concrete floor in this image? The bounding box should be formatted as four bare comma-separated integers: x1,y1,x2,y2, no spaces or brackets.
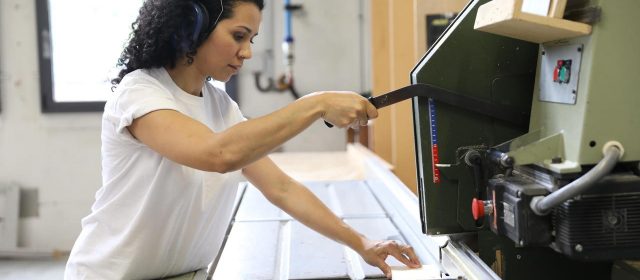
0,258,67,280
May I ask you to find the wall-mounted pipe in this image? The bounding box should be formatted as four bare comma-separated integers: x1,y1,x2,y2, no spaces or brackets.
253,0,302,99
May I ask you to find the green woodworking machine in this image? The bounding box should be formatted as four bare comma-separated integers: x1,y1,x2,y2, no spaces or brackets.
410,0,640,278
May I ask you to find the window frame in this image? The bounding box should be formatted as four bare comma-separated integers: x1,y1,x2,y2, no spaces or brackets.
35,0,237,113
35,0,105,112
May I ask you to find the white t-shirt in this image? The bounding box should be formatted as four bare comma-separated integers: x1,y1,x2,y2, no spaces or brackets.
65,68,246,279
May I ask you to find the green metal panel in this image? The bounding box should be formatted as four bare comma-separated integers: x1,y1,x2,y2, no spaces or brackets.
409,0,637,278
410,0,538,235
529,0,640,169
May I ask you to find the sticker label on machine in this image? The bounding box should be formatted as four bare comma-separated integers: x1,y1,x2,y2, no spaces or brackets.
503,202,515,227
539,43,583,105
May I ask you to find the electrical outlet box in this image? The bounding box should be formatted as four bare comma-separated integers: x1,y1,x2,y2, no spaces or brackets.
539,43,584,104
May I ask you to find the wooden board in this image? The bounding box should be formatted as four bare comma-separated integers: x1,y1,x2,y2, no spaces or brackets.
474,0,591,43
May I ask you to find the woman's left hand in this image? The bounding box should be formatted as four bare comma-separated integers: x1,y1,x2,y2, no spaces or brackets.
357,239,422,278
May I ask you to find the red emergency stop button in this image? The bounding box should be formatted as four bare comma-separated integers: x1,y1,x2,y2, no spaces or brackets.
472,198,485,220
472,198,494,221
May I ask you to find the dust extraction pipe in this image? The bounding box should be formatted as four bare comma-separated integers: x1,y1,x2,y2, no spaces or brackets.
530,142,623,215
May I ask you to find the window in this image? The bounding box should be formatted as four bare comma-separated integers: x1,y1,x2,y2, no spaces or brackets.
35,0,231,113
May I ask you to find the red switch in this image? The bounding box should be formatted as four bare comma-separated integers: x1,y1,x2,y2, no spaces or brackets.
472,198,493,221
553,60,562,82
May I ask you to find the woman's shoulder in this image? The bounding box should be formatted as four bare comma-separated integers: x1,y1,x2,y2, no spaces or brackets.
118,68,166,89
106,68,176,110
111,69,175,100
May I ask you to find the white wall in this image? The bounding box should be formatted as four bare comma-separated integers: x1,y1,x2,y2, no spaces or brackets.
0,0,103,251
0,0,370,251
239,0,371,152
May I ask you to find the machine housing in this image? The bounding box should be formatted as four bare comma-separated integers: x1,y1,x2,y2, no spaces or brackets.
410,0,640,278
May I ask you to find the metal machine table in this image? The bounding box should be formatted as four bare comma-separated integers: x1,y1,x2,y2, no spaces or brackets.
212,154,498,280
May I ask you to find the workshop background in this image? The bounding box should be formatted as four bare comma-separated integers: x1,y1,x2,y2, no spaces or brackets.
0,0,373,254
1,1,466,278
4,0,637,279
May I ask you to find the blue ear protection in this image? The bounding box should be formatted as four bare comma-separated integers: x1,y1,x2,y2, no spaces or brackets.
177,0,223,52
190,1,210,47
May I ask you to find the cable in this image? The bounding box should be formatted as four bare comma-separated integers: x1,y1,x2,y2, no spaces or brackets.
530,144,622,215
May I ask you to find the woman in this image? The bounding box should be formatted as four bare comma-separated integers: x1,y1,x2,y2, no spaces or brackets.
65,0,420,279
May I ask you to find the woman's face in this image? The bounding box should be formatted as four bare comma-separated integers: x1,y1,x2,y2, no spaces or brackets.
194,2,261,82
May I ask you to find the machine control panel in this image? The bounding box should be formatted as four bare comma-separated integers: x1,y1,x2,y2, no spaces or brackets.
539,44,583,105
553,59,572,84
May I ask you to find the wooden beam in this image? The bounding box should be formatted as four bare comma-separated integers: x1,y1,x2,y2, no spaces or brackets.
370,0,393,164
390,0,418,193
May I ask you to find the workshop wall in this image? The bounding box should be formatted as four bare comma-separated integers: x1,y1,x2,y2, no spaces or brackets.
0,0,370,252
238,0,371,152
0,0,103,253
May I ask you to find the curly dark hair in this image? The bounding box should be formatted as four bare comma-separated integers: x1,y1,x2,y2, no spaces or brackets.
111,0,264,85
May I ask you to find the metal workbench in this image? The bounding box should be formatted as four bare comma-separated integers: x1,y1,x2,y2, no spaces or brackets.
211,155,499,280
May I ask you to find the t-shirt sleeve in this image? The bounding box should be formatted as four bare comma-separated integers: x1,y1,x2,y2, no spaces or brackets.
109,82,180,135
228,98,247,125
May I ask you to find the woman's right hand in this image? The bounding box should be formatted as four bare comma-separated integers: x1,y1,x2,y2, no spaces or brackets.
306,91,378,128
